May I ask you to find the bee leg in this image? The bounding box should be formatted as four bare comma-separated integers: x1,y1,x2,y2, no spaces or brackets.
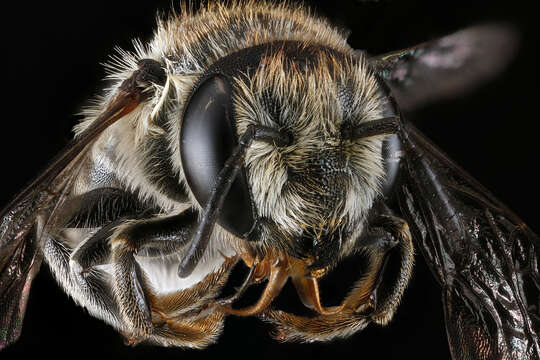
360,215,414,325
144,260,237,348
260,308,371,342
68,208,199,340
69,208,197,281
110,209,201,339
68,219,123,287
288,218,402,317
62,186,150,283
42,234,124,331
110,207,198,258
210,261,257,307
154,256,237,319
150,312,226,349
261,216,414,342
58,187,150,228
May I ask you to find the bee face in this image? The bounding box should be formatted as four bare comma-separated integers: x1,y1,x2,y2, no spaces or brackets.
232,45,388,265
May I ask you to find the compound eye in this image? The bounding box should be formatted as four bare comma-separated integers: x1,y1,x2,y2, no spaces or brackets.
378,86,402,198
381,133,402,198
180,75,254,238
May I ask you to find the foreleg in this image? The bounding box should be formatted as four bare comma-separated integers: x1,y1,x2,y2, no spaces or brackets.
262,215,414,342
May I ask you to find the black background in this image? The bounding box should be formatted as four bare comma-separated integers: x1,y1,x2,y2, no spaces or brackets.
1,0,538,358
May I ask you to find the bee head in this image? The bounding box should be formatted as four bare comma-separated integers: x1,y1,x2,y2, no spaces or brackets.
180,41,400,270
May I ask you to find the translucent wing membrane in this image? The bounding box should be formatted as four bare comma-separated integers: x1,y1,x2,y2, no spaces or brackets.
369,24,519,111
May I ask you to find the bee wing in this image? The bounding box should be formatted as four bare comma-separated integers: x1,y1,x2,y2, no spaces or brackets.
396,120,540,359
368,24,519,112
0,83,143,349
0,222,43,350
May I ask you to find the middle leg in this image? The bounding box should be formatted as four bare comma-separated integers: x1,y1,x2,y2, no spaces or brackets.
69,207,200,340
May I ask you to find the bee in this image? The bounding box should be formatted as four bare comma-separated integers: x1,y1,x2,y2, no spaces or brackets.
1,1,538,358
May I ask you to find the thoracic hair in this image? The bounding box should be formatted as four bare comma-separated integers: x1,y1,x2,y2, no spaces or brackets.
74,1,387,258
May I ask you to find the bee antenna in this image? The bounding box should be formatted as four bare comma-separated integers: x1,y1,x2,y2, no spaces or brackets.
178,125,290,278
342,116,400,140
